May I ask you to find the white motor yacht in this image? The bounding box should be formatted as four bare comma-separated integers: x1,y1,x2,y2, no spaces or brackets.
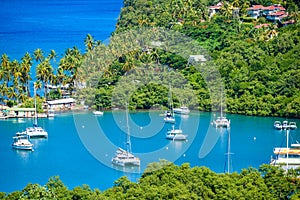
12,135,34,151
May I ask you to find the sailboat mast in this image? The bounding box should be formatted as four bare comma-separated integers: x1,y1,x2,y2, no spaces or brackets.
220,87,223,118
286,129,289,171
227,128,231,173
34,84,37,126
126,103,132,153
169,84,174,116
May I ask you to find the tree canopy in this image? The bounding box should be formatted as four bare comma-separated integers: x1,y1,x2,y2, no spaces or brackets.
1,162,300,199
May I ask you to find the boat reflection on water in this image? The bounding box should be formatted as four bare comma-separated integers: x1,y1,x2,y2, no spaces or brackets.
13,149,33,162
111,163,141,173
30,138,48,149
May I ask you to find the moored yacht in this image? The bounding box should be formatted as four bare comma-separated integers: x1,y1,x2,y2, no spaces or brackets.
166,125,187,140
173,106,190,115
273,121,282,130
112,103,140,167
164,110,175,123
93,110,104,116
213,88,230,128
213,116,230,128
112,147,140,167
24,126,48,138
270,130,300,170
282,120,289,130
164,84,176,124
12,135,34,151
289,122,297,130
16,85,48,138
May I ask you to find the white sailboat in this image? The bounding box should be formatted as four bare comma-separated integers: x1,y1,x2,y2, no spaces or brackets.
16,85,48,138
112,104,140,167
164,84,175,123
213,89,230,128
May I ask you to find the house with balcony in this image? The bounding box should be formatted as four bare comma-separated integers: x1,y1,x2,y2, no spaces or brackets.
261,4,285,16
247,4,286,20
247,5,264,19
266,11,287,22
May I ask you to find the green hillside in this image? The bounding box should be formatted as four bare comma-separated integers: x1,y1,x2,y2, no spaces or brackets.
83,0,300,117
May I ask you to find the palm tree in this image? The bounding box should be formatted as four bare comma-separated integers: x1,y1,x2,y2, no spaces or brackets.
10,60,21,90
36,59,54,99
84,34,95,52
0,54,11,88
58,47,83,95
7,86,17,100
55,67,66,86
33,48,44,63
34,80,42,90
48,49,57,63
20,52,33,97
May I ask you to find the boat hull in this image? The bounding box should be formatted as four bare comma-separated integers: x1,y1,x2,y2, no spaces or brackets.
93,111,104,116
164,117,175,123
111,158,140,167
25,127,48,138
166,134,187,140
173,107,190,115
12,144,33,151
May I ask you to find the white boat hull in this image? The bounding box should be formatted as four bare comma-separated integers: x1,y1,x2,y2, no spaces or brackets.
112,148,140,167
112,158,140,167
12,136,34,151
166,134,187,140
166,126,187,140
173,107,190,115
93,111,104,115
164,117,175,123
25,127,48,138
12,144,33,151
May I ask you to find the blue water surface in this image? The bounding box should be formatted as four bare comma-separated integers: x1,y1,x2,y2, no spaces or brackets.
0,111,299,192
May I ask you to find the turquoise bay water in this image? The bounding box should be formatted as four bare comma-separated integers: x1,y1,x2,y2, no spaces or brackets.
0,111,299,192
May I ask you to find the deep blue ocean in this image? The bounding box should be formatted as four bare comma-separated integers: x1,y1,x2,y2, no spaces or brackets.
0,0,122,60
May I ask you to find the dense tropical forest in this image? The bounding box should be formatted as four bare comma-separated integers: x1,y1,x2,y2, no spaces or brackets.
0,0,300,117
1,161,300,199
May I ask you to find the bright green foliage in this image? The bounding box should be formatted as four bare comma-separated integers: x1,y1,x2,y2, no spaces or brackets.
2,163,300,199
93,0,300,117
